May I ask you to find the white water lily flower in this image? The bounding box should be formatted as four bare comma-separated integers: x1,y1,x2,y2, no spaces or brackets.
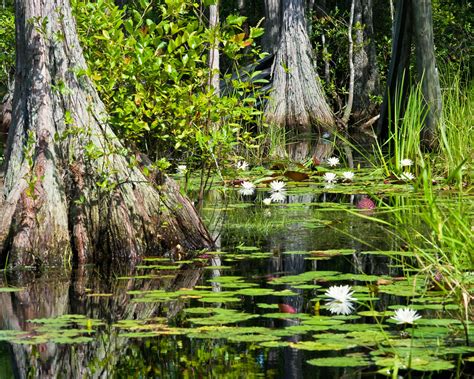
325,285,356,303
270,180,286,192
342,171,355,181
390,308,422,324
327,299,355,315
236,161,249,171
400,172,415,181
325,285,356,315
270,191,286,203
400,158,413,167
263,198,272,206
323,172,337,183
177,165,187,175
327,157,340,167
239,181,255,196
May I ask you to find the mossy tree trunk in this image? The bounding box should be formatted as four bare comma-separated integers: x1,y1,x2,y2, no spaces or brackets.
0,0,213,267
264,0,335,161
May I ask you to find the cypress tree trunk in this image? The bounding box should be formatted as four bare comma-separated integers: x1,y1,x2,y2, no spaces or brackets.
262,0,281,54
265,0,335,161
0,0,213,267
378,0,440,147
352,0,380,120
412,0,441,149
377,0,412,140
0,88,12,145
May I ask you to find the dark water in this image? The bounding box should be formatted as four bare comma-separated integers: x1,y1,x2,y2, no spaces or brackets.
0,191,471,378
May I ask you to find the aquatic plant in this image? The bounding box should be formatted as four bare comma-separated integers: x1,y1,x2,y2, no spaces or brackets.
400,172,415,181
323,172,337,183
390,308,422,325
236,161,249,171
327,157,340,167
342,171,354,181
269,180,286,192
324,285,356,303
238,181,256,196
324,285,356,315
437,68,473,184
262,198,272,205
270,191,286,203
400,158,413,167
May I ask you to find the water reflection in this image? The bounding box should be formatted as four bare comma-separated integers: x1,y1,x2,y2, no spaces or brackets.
0,265,203,378
0,190,439,379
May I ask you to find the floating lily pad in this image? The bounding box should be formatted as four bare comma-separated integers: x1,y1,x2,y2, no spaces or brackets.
0,330,29,342
259,340,291,348
184,308,216,315
188,308,258,325
373,355,454,372
262,313,311,320
292,284,322,290
302,317,345,326
228,334,280,343
329,273,386,282
198,297,241,303
290,339,356,351
268,271,340,285
256,303,279,309
307,355,370,367
236,246,260,251
236,288,277,296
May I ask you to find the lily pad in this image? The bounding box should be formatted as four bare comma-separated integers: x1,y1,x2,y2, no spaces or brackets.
307,356,370,367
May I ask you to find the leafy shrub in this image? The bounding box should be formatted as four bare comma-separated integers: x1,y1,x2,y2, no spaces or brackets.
0,5,14,97
72,0,266,171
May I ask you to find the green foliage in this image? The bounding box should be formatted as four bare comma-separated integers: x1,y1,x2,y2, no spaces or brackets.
72,0,266,173
0,5,14,97
432,0,473,76
309,7,350,108
437,70,473,183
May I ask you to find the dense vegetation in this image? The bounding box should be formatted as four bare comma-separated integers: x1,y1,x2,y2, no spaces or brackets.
0,1,473,377
1,0,472,170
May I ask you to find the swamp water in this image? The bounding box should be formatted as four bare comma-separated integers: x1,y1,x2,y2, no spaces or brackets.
0,181,473,378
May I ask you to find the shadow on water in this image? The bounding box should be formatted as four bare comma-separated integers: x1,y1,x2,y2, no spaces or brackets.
0,190,472,378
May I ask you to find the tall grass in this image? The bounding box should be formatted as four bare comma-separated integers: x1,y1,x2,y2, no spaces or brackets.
371,78,426,177
382,167,473,342
372,69,472,183
363,70,473,338
437,71,473,184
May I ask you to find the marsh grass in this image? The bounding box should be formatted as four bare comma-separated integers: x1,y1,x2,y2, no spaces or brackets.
370,78,426,177
437,71,473,185
350,70,474,345
370,69,472,184
386,170,473,342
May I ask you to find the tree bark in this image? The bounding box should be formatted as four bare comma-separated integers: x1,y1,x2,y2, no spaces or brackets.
377,0,412,140
0,87,12,146
352,0,380,120
0,0,213,267
264,0,335,161
342,0,355,126
262,0,281,54
378,0,440,147
412,0,441,149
